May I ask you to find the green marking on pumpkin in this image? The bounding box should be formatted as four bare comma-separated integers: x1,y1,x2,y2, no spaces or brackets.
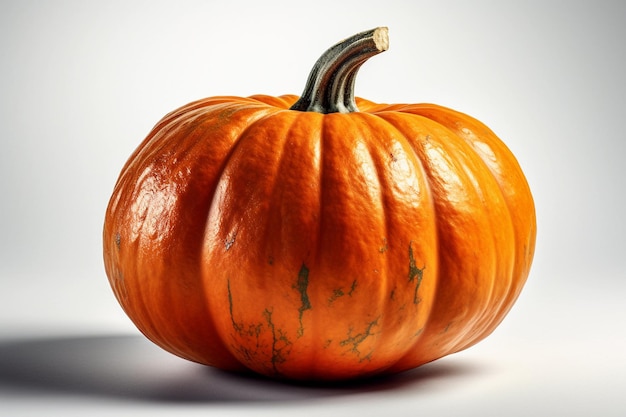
348,279,357,296
328,288,345,305
339,317,380,361
379,238,388,253
328,279,358,305
227,279,242,333
295,263,312,337
227,281,263,339
226,291,267,369
263,308,291,375
408,242,425,305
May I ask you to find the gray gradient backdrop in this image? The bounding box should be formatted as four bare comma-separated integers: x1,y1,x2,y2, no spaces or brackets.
1,1,625,416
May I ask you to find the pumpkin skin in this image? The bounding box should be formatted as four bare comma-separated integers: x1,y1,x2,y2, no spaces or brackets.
103,28,536,381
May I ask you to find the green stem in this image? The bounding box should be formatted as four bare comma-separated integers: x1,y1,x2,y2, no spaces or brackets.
290,27,389,114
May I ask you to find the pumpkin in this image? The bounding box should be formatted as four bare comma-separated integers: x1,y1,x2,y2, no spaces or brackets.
103,27,536,381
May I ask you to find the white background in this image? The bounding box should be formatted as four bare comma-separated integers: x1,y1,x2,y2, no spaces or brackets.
1,0,625,415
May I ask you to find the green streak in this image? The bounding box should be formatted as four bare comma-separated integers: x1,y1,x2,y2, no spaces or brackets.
296,263,312,337
339,317,380,361
408,242,425,304
263,308,292,376
227,279,244,333
328,288,345,305
348,279,357,296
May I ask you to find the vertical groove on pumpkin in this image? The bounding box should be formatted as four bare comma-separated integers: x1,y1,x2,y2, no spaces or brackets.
360,115,391,337
349,114,391,371
354,113,397,354
212,110,298,375
218,109,325,378
361,112,442,370
306,113,325,379
428,127,502,354
262,110,303,260
369,111,464,369
398,106,519,351
196,103,291,370
368,120,413,372
394,106,535,332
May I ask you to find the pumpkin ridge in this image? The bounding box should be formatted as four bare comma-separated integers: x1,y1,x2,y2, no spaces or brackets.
434,128,510,353
201,104,284,212
262,110,323,266
347,114,391,361
418,122,504,355
259,110,321,370
130,100,248,169
422,109,534,350
361,118,392,323
120,102,260,192
203,109,326,377
314,114,326,268
346,111,439,369
423,121,501,350
452,134,518,352
271,110,324,377
109,101,283,369
370,111,506,366
365,112,444,369
397,105,533,350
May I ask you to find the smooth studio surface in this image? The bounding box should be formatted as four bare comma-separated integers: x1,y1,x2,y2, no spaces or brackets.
1,1,625,416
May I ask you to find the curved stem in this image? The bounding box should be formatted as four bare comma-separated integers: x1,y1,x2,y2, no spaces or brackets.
290,27,389,114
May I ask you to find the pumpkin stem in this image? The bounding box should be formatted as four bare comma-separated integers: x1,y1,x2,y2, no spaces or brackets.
290,27,389,114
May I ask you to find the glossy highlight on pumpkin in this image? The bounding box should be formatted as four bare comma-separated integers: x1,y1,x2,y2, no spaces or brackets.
103,28,536,381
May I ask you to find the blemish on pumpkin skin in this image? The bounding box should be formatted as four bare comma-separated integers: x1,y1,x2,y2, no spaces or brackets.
230,320,265,368
224,230,237,251
348,280,357,296
227,279,242,333
328,288,345,305
408,242,425,305
228,280,265,340
295,264,312,337
228,281,289,372
114,232,121,249
339,317,380,361
328,280,358,305
263,308,292,375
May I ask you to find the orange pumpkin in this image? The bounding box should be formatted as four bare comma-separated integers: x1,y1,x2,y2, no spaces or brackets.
103,27,536,381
